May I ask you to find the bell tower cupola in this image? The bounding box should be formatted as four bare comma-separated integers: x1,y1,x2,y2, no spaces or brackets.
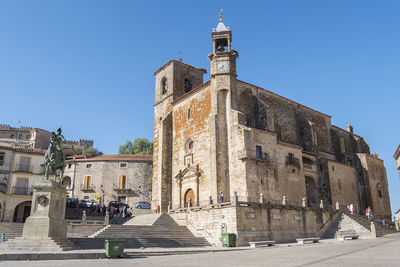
209,9,238,77
212,10,232,54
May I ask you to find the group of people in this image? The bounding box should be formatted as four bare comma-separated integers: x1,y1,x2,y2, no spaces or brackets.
108,205,133,223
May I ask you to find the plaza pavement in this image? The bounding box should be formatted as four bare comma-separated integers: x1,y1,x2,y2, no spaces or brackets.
1,233,400,266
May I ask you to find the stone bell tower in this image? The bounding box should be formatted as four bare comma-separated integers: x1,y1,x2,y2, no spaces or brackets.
208,10,239,202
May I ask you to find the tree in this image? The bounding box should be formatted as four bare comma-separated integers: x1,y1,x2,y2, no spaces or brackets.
118,138,153,155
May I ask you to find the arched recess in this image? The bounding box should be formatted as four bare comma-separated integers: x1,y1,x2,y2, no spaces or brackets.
62,176,71,189
305,176,319,207
376,183,383,198
184,188,195,207
161,77,167,95
13,201,31,223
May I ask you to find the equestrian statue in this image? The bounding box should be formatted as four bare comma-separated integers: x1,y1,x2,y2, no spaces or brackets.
41,127,66,182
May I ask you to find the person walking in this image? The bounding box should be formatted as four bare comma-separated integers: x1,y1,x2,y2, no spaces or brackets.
366,206,371,220
0,233,5,243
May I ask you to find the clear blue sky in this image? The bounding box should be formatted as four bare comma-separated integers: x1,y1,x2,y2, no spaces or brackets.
1,1,399,215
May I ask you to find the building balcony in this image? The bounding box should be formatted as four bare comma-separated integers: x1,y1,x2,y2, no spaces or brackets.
81,184,96,191
14,164,45,175
113,183,133,192
11,186,33,196
303,163,317,172
238,149,269,162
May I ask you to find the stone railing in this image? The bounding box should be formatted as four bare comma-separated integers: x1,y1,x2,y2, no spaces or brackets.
303,163,317,172
238,149,269,161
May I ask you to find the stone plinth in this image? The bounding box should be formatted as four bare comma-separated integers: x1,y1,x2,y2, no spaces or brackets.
22,179,67,239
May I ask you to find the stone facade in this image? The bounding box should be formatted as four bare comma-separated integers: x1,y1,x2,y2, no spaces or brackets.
0,125,50,150
151,14,392,244
64,154,152,208
152,14,391,219
0,145,46,222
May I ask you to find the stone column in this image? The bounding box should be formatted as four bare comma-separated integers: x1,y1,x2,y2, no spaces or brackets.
104,211,109,225
22,180,67,239
370,222,377,238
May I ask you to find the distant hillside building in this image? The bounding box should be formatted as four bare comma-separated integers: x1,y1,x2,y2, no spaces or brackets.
0,124,51,149
151,13,392,245
64,154,152,208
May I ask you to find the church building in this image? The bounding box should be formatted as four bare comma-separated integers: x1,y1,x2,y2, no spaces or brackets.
151,13,391,245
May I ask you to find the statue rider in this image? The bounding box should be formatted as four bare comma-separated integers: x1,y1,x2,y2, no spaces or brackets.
42,128,66,181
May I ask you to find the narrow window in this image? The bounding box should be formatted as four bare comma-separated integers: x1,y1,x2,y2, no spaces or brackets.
68,164,72,168
288,153,294,164
184,79,192,93
161,77,167,95
256,146,263,159
378,189,382,198
0,152,4,165
187,109,191,120
86,164,92,168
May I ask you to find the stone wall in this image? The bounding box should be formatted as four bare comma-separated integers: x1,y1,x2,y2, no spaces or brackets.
327,161,359,209
170,202,337,246
358,154,392,221
64,158,152,208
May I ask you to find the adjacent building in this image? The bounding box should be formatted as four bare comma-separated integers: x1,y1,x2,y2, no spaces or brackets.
64,154,152,208
151,13,392,244
0,145,45,222
394,144,400,179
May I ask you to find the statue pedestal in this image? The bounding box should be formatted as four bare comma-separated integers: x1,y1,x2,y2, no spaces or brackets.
22,180,67,239
1,180,76,251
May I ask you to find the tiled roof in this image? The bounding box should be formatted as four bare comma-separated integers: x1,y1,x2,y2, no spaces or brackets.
66,154,153,163
0,145,45,155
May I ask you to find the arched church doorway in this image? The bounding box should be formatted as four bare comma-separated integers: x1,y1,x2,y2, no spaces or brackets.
62,176,71,189
184,188,195,207
13,201,31,223
305,176,319,207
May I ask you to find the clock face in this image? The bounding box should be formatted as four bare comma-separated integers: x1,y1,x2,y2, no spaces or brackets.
217,61,229,72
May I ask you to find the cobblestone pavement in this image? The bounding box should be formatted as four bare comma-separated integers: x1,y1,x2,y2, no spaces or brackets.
2,234,400,267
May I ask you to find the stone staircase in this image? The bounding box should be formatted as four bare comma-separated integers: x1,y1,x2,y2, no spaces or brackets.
345,213,397,237
0,237,76,251
70,213,211,249
321,212,397,239
0,223,23,241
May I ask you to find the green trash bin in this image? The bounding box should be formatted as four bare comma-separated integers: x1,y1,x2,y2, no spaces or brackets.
105,239,125,258
221,233,236,247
